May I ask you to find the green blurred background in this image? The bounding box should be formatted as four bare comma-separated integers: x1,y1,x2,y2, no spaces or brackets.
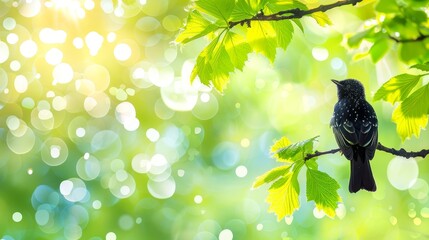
0,0,428,239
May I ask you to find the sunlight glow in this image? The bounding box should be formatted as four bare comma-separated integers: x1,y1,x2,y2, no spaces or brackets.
49,0,86,19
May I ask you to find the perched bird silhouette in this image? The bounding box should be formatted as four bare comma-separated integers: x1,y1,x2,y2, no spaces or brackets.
331,79,378,193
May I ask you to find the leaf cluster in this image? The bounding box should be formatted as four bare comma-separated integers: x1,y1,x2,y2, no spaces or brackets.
176,0,331,92
348,0,429,63
374,63,429,140
253,136,342,220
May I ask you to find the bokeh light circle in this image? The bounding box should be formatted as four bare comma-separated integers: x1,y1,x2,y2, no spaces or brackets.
387,157,418,190
84,64,110,92
147,176,176,199
91,130,122,159
53,63,74,84
60,178,88,202
45,48,63,65
41,138,69,166
20,39,38,58
161,77,199,111
84,93,111,118
409,178,429,200
212,142,240,170
76,154,101,181
19,0,42,17
192,93,219,120
132,153,151,174
109,170,136,199
114,43,132,61
6,124,36,154
219,229,233,240
0,41,10,63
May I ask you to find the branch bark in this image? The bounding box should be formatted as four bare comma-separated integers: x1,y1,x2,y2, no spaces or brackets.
229,0,363,28
304,142,429,161
388,34,429,43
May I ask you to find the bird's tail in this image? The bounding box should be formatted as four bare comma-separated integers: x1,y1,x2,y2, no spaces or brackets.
349,148,376,193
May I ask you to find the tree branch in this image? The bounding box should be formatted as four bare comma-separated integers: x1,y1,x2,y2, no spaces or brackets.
388,34,429,43
229,0,363,28
376,142,429,159
304,142,429,161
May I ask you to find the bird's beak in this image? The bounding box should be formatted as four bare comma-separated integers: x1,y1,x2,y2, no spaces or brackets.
331,79,342,86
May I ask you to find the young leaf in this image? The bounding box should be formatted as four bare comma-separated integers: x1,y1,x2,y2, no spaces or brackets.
176,11,220,44
270,136,292,159
373,74,422,103
392,84,429,140
270,20,293,50
410,63,429,72
400,42,427,63
375,0,399,13
210,36,235,91
275,136,318,162
247,21,278,62
306,168,341,218
369,38,389,63
230,0,258,21
224,32,252,70
191,31,236,92
195,0,235,23
348,28,374,47
253,165,291,189
311,12,332,26
266,171,300,221
264,3,294,49
191,36,220,84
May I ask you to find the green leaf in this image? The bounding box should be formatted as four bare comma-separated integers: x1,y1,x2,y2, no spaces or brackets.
195,0,235,23
305,158,318,170
175,11,220,44
311,12,332,26
191,36,219,83
375,0,399,13
224,32,251,70
247,21,278,62
191,31,236,92
266,171,300,220
400,42,427,63
369,38,389,62
275,136,318,162
348,28,373,47
306,168,341,218
210,38,235,91
270,136,292,160
410,63,429,72
404,9,427,24
392,84,429,140
230,0,257,21
252,165,291,189
269,19,293,50
373,74,422,103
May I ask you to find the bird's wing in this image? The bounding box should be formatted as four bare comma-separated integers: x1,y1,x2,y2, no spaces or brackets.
359,122,378,160
357,103,378,160
358,121,376,147
332,126,354,160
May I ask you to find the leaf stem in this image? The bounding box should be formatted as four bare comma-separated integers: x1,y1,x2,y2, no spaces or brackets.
228,0,363,28
304,142,429,161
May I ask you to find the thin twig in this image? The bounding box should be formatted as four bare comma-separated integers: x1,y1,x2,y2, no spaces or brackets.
304,142,429,161
229,0,363,28
388,34,429,43
304,148,340,161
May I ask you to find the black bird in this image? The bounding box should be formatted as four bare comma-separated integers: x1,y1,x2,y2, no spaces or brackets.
331,79,378,193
